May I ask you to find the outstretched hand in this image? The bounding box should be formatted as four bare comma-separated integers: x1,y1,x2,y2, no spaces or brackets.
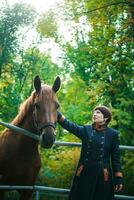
57,111,65,122
57,111,62,121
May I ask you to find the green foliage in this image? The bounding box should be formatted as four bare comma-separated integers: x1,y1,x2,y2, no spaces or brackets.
58,74,90,124
38,145,80,188
37,11,58,38
0,0,133,198
121,151,134,195
36,0,134,197
0,75,21,122
0,42,60,122
57,0,134,145
0,2,36,76
36,133,81,200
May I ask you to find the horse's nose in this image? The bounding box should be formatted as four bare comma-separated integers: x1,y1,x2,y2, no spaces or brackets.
40,131,56,148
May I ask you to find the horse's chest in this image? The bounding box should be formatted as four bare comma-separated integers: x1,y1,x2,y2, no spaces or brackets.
0,152,41,184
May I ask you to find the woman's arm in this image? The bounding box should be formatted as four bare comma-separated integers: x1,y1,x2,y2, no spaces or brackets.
111,132,121,172
111,131,123,192
57,111,84,139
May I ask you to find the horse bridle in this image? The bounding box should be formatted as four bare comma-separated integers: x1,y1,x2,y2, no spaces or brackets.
34,117,56,134
33,110,56,135
41,122,56,129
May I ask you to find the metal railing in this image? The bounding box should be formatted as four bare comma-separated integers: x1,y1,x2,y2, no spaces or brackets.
0,184,134,200
1,121,134,151
54,141,134,151
0,121,134,199
0,141,134,200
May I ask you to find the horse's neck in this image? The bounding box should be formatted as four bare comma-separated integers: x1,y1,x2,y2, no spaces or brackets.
15,110,39,151
20,110,36,133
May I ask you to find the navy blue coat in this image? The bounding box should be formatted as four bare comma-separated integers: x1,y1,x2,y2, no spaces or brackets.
59,118,122,200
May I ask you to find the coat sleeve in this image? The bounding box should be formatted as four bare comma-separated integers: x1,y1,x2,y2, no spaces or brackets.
111,131,122,173
58,118,84,139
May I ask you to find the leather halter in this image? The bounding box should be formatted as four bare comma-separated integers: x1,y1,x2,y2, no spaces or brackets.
39,122,56,130
33,110,56,134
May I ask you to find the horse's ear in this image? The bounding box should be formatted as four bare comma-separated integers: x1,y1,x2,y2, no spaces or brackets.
52,76,61,93
34,75,41,93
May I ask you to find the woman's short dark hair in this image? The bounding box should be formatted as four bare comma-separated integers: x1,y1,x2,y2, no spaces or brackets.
94,105,112,124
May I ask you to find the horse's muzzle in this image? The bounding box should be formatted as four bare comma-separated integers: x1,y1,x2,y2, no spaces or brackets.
40,131,56,148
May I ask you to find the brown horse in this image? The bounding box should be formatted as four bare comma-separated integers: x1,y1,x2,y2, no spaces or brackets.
0,75,61,200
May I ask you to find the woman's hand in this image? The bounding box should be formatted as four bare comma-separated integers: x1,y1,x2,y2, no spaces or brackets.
57,111,65,122
57,111,62,121
114,176,124,192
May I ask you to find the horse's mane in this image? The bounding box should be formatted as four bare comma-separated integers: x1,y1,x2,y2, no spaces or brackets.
1,92,35,134
11,91,35,126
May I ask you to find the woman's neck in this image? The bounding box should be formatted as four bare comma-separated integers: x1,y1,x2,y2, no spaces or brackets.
93,123,107,131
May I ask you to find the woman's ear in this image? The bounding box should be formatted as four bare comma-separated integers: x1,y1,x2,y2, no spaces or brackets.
104,118,108,122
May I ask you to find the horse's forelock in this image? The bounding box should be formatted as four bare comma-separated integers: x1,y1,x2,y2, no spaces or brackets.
40,85,56,101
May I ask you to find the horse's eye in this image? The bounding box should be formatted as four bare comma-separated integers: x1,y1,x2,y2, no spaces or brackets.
55,102,60,109
34,103,40,110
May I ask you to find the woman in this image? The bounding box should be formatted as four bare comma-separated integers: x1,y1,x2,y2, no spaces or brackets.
57,106,123,200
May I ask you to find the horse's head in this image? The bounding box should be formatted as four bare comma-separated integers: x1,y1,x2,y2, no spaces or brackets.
33,76,61,148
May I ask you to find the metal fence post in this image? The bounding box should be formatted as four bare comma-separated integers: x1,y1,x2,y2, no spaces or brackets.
36,190,39,200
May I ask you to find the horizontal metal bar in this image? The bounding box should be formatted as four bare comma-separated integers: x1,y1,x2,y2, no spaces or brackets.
1,121,134,150
35,186,69,195
0,185,133,199
55,141,81,147
119,145,134,151
0,121,39,141
0,185,69,195
0,185,34,190
54,141,134,151
115,194,134,199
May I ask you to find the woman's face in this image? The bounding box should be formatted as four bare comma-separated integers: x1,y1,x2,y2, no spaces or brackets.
92,109,106,124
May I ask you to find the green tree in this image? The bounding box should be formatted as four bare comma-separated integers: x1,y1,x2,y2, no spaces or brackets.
36,0,134,196
0,46,60,122
0,2,36,76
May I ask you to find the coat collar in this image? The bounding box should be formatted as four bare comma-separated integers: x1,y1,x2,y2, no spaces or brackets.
92,123,107,132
